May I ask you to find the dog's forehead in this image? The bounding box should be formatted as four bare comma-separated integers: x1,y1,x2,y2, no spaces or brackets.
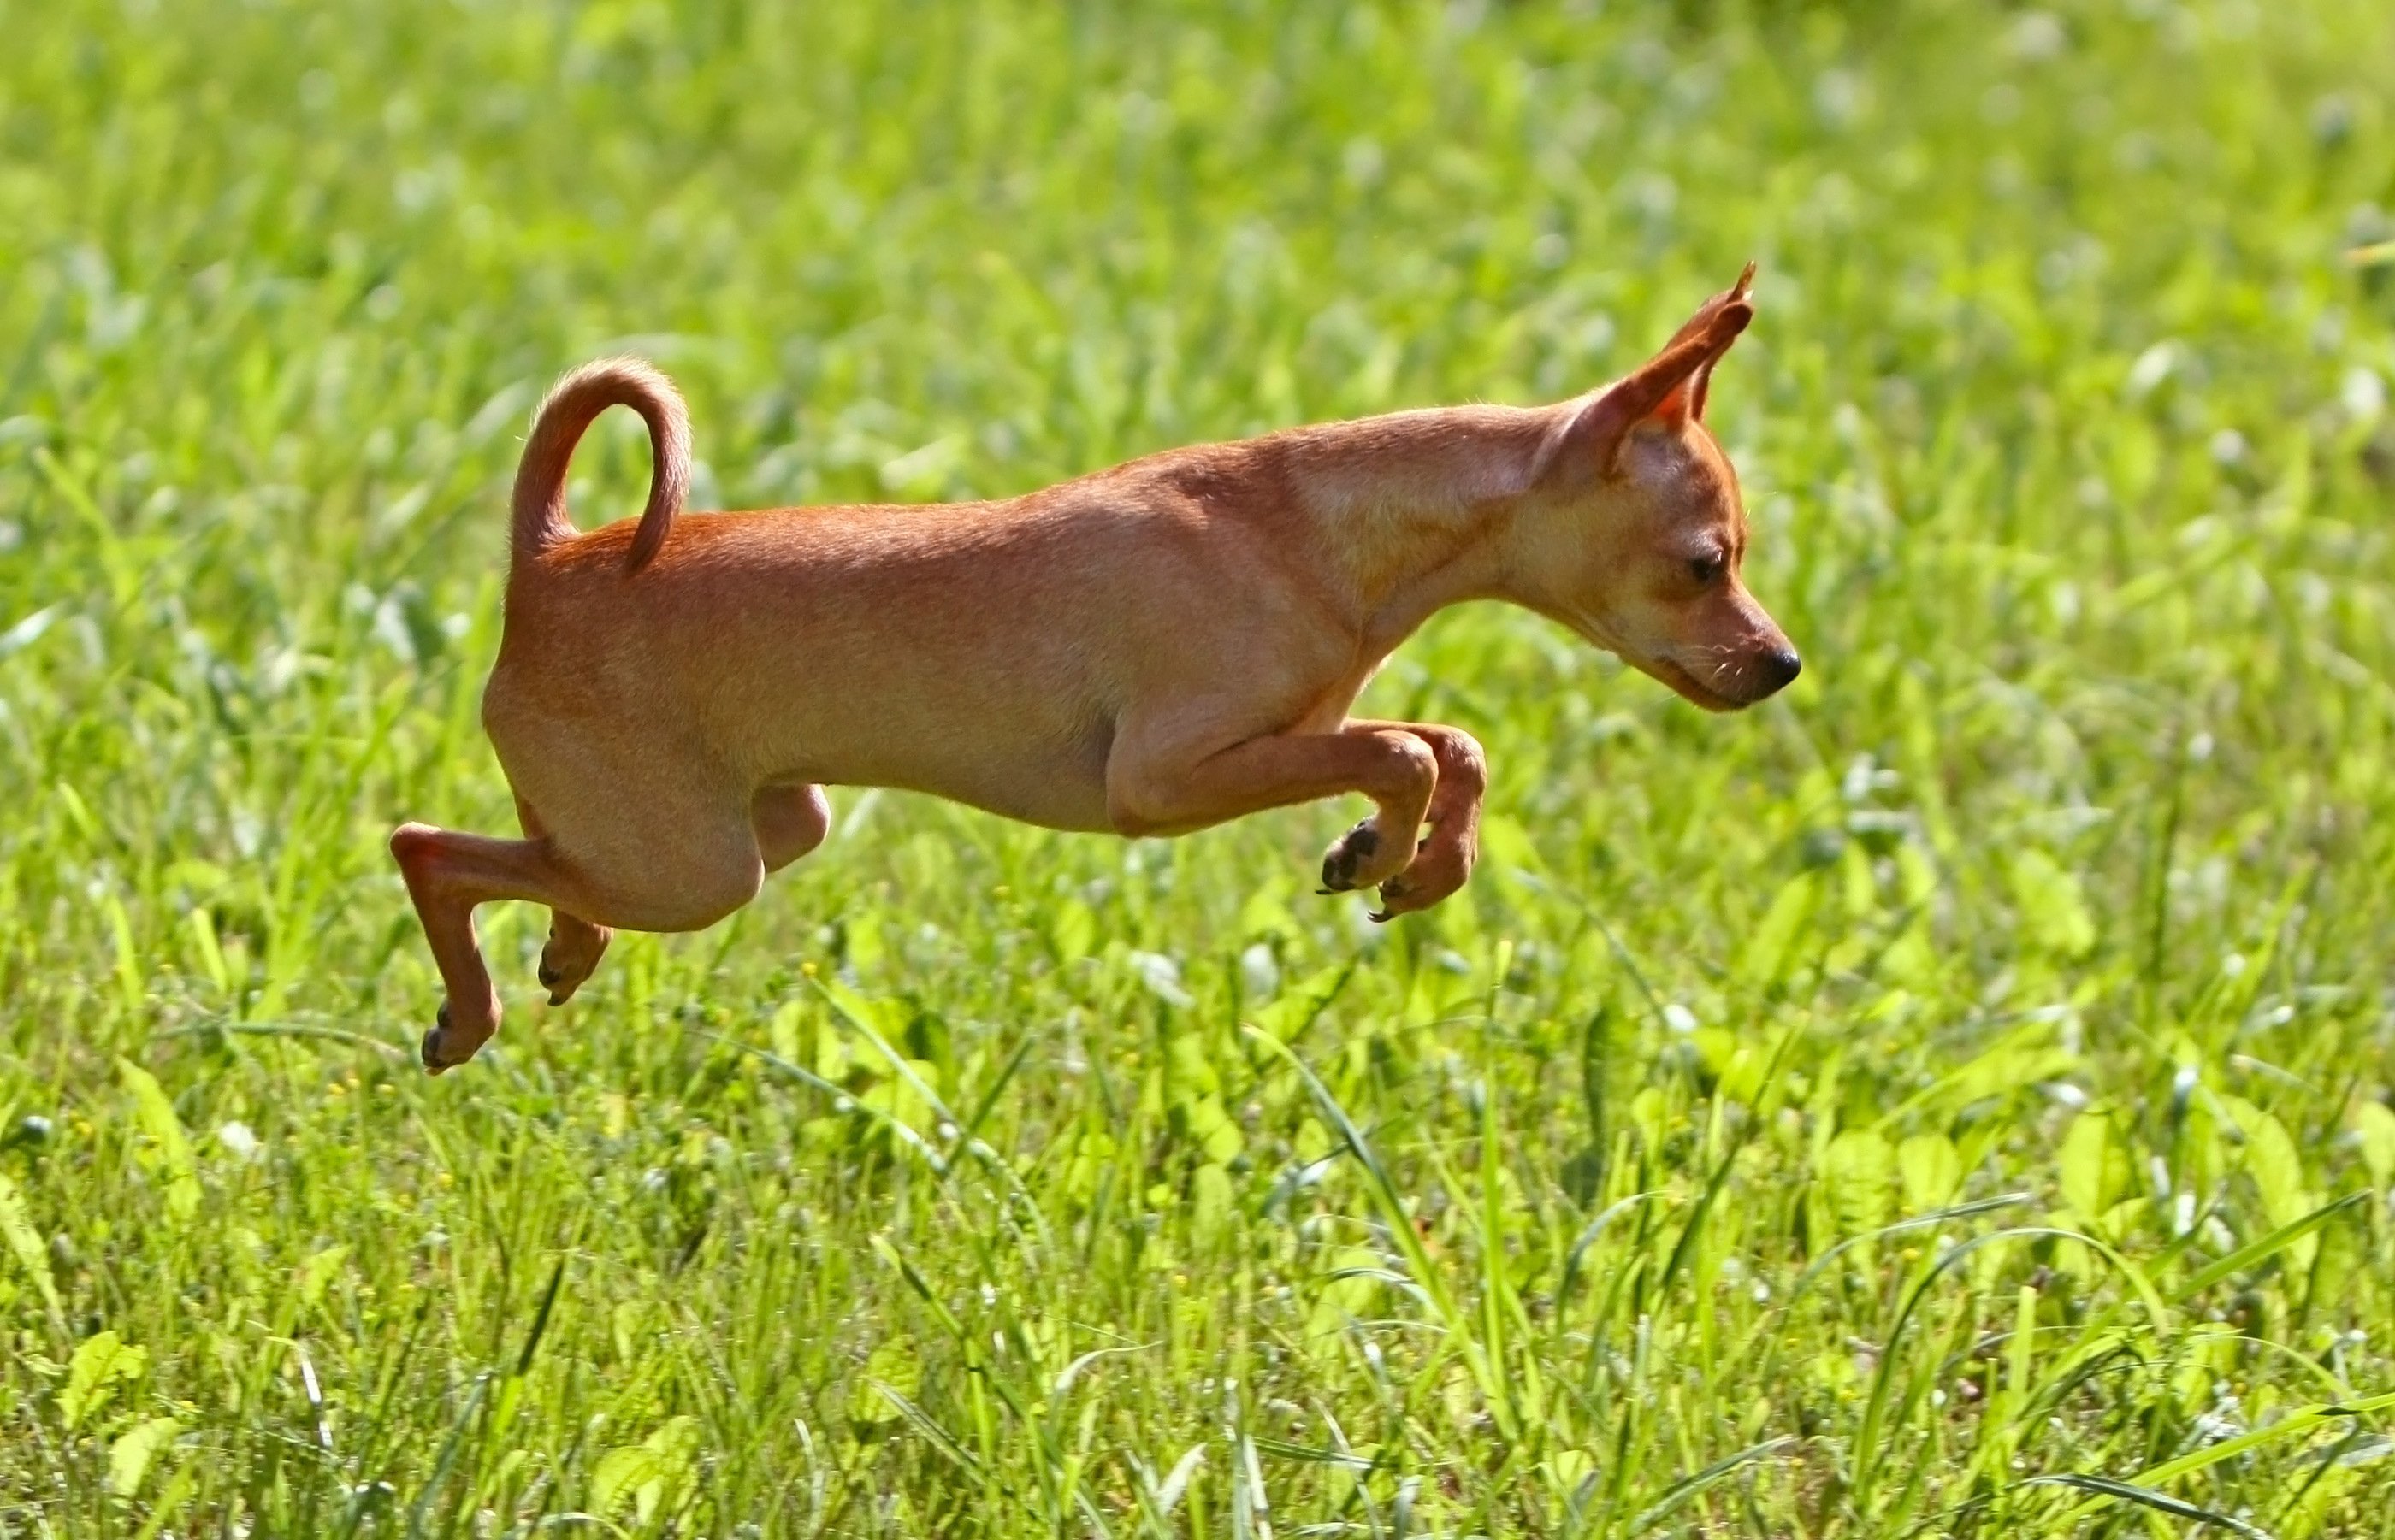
1635,427,1743,528
1691,426,1742,495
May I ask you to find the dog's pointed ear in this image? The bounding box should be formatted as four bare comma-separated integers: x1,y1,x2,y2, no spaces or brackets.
1670,261,1757,426
1537,263,1756,483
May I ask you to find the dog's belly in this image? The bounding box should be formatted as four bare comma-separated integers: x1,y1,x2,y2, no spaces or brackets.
723,650,1122,833
862,770,1115,833
819,723,1121,835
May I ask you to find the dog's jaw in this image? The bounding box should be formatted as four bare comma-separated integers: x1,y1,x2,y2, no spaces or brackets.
1641,656,1748,712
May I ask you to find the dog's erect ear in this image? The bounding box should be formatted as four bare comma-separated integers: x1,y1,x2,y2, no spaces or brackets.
1663,261,1757,427
1538,263,1756,482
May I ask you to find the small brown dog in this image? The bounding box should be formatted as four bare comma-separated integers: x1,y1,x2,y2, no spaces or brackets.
392,265,1797,1071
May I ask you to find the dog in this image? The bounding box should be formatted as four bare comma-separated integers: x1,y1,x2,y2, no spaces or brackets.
390,264,1798,1072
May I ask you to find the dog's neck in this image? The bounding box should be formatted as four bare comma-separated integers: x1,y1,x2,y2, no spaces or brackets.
1262,403,1570,648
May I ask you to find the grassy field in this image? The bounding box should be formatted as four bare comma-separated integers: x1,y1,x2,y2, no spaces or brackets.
3,0,2394,1533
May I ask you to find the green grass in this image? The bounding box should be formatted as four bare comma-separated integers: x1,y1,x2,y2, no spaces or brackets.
3,0,2394,1533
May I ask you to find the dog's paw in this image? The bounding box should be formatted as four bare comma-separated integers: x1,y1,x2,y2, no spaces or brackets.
538,918,612,1006
1317,818,1375,891
1366,822,1480,922
419,999,497,1076
1318,816,1412,894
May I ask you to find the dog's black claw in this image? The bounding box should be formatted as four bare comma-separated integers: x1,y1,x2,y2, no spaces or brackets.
547,991,568,1007
1367,909,1393,923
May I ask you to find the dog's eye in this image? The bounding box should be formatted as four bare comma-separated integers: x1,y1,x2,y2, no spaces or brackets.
1688,553,1725,584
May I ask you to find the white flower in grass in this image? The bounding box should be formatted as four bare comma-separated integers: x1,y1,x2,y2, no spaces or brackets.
1127,950,1192,1008
1239,943,1279,999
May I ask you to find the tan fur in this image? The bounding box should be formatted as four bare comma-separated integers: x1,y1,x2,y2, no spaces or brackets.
391,266,1799,1071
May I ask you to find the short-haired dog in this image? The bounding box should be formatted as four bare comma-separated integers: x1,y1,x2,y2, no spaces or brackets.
391,265,1797,1071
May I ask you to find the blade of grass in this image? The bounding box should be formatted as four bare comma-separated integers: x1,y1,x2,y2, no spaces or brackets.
1628,1437,1799,1536
2019,1473,2269,1538
1244,1026,1518,1445
2176,1191,2368,1298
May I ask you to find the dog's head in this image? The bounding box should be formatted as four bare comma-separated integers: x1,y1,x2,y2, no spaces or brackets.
1512,264,1799,711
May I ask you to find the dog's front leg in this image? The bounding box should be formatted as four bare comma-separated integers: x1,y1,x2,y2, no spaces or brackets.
1343,721,1486,919
1107,727,1438,896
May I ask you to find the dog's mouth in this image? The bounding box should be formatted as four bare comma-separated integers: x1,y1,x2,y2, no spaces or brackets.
1642,656,1749,712
1561,611,1787,712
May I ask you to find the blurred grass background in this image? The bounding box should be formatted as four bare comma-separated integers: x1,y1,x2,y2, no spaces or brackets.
3,0,2394,1533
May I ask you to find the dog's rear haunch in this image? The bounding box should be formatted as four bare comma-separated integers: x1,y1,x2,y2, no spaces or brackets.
391,266,1798,1073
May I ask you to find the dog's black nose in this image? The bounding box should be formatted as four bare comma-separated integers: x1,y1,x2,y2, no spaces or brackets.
1759,647,1802,693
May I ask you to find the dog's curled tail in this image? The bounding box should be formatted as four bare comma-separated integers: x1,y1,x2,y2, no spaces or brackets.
512,357,691,575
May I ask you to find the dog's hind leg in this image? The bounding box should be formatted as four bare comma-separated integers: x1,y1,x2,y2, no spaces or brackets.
389,823,595,1073
515,796,612,1006
391,811,765,1073
753,782,831,873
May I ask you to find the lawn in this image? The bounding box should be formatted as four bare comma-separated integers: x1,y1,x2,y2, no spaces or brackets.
3,0,2395,1533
